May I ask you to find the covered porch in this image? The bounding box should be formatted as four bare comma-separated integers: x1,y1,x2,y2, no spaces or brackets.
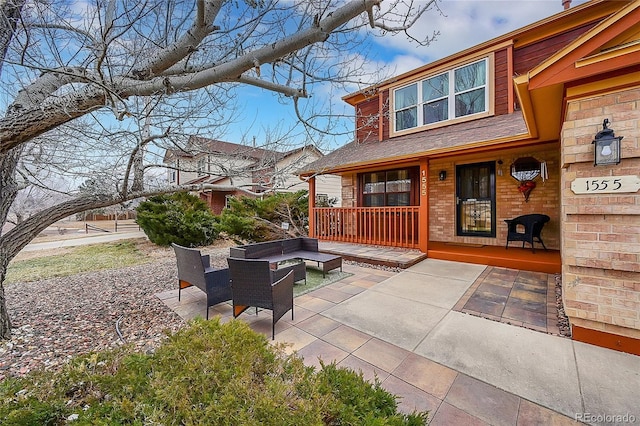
318,240,560,274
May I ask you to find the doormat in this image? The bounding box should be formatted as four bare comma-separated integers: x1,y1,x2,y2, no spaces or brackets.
444,242,485,248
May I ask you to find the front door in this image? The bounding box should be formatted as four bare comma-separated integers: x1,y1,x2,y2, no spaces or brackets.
456,162,496,237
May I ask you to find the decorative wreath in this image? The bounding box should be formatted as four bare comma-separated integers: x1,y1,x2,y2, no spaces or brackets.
517,180,536,202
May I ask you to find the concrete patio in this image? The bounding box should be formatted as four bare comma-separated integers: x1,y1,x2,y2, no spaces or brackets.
157,258,640,425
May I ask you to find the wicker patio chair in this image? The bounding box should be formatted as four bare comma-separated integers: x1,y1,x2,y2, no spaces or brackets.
172,243,232,320
504,214,550,253
227,257,294,340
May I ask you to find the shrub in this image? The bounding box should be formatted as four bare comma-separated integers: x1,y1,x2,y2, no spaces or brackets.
136,192,218,246
216,190,309,242
0,319,428,425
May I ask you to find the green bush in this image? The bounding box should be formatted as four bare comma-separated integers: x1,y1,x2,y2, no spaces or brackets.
136,192,218,246
216,190,309,242
0,319,427,425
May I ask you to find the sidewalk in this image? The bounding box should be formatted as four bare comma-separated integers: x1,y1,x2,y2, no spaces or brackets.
158,259,640,425
21,231,147,252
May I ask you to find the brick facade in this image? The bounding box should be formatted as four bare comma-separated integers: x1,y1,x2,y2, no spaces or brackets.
428,146,561,249
561,87,640,345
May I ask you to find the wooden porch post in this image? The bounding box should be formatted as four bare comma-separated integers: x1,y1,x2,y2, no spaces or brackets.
419,159,429,253
308,176,316,238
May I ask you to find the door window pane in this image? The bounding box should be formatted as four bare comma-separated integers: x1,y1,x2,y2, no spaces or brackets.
456,162,495,237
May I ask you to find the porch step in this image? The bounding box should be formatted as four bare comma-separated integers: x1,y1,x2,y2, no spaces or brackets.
318,241,426,269
427,241,561,274
318,240,561,273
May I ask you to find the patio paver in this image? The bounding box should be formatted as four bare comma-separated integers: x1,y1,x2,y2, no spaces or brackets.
158,257,640,425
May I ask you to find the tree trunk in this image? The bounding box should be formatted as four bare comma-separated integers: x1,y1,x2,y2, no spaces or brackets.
0,0,26,78
0,257,11,340
0,183,213,338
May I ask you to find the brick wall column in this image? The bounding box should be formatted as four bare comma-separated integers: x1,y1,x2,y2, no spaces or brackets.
561,87,640,355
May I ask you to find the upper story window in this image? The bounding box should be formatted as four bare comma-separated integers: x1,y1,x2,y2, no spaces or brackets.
197,157,206,176
169,160,178,183
394,58,489,132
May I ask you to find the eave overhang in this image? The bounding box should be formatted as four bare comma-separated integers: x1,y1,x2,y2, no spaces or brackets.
299,112,533,176
513,0,640,144
342,0,626,106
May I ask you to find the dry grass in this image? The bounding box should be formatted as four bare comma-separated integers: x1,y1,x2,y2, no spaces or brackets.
6,240,155,284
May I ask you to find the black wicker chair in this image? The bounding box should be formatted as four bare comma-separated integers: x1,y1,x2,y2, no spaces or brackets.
172,243,232,319
504,214,550,253
227,258,294,340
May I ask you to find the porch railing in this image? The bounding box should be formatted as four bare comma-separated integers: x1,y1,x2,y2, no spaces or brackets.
312,207,419,249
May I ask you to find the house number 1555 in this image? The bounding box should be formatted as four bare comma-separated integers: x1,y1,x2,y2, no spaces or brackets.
571,175,640,194
585,179,621,191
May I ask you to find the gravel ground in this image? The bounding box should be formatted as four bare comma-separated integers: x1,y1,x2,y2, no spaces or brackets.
0,244,233,381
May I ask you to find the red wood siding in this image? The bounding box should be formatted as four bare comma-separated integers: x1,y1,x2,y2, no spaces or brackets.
494,48,509,116
381,89,390,141
513,23,597,75
355,96,379,143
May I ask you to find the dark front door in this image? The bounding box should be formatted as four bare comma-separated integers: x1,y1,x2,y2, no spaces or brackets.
456,161,496,237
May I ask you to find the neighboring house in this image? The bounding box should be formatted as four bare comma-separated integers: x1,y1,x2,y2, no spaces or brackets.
163,136,341,214
300,0,640,355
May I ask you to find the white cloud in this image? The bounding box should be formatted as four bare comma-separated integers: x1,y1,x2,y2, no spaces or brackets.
375,0,591,65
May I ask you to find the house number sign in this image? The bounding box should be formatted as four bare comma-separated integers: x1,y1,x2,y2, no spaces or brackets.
571,175,640,194
421,170,427,196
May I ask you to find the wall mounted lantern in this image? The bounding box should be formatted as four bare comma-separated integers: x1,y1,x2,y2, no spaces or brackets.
593,119,622,166
439,170,447,181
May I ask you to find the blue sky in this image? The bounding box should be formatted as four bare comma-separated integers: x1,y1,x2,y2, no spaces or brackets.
226,0,590,152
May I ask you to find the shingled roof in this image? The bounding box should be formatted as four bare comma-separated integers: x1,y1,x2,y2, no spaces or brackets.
300,111,529,175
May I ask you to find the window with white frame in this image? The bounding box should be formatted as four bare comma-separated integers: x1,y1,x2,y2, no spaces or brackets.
197,157,206,176
394,58,488,132
169,160,178,183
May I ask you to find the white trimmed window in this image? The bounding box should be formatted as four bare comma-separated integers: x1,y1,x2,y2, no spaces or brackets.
197,157,206,176
394,58,489,132
169,160,178,183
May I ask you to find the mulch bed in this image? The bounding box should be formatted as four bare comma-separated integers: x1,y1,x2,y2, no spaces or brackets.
0,244,232,380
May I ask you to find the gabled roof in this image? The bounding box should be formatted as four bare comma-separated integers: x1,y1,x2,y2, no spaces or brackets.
343,0,626,106
527,1,640,90
303,0,638,176
164,136,323,165
513,0,640,141
183,136,278,166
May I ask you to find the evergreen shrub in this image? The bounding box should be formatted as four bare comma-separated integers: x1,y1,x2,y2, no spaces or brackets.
136,192,218,246
0,319,428,425
216,190,308,242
